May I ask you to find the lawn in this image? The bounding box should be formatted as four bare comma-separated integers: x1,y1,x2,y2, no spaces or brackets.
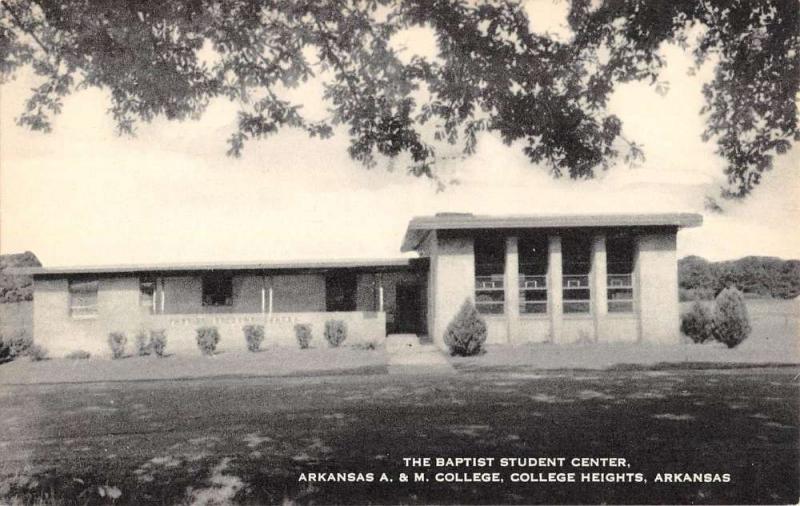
0,368,797,505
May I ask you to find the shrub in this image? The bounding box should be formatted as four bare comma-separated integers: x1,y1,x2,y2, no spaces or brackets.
28,344,48,361
712,287,752,348
324,320,347,348
108,332,127,359
66,350,91,360
135,331,152,356
680,300,715,344
243,324,265,352
351,341,378,351
7,330,32,358
196,326,220,355
443,299,487,356
294,324,312,349
150,330,168,357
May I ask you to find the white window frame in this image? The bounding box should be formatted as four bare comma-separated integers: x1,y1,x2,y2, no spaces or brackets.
69,279,99,319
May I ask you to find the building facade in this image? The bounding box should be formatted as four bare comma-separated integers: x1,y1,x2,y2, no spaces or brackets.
25,213,701,357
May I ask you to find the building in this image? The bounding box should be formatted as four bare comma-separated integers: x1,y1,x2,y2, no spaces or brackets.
23,212,702,357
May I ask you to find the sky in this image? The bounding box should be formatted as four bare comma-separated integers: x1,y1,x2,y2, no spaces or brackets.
0,0,798,267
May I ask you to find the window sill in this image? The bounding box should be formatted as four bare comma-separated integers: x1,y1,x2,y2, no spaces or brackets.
563,314,593,320
70,314,98,320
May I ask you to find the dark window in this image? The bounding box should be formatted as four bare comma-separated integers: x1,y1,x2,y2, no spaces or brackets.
326,272,357,311
562,235,592,313
69,279,98,318
607,234,635,313
519,235,548,314
475,235,505,314
202,274,233,306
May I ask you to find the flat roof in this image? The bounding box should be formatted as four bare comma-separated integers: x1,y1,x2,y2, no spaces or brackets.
401,212,703,252
17,258,422,277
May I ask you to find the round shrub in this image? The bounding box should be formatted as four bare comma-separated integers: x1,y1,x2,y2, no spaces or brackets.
135,331,152,356
243,324,265,352
680,300,715,343
294,324,312,349
444,299,487,356
150,329,168,357
712,287,752,348
28,344,48,362
324,320,347,348
66,350,91,360
108,332,127,359
196,326,220,355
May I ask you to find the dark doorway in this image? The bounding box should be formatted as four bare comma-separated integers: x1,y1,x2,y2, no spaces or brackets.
326,272,357,311
395,284,425,334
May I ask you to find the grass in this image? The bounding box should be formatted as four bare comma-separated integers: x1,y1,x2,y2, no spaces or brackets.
0,347,388,385
0,368,797,504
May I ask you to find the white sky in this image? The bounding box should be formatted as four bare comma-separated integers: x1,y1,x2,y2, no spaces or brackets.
0,0,798,266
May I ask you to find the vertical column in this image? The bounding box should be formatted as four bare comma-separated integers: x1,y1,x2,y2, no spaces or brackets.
548,235,563,343
377,274,384,312
266,276,274,314
504,236,520,343
637,233,679,344
431,234,475,348
260,275,267,314
159,278,166,314
592,234,608,342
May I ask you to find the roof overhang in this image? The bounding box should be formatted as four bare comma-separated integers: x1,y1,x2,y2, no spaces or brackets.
16,257,425,277
401,212,703,252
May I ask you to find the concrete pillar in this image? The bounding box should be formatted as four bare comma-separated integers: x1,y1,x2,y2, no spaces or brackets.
504,236,520,343
591,234,607,342
637,232,679,344
430,234,476,348
548,235,563,343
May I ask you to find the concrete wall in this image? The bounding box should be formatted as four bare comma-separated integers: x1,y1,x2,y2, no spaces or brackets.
429,232,476,347
637,232,680,343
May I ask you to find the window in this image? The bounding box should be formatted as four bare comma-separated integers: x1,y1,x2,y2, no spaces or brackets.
562,235,592,314
326,272,357,312
475,235,505,314
69,279,98,318
607,234,635,313
140,276,157,313
202,274,233,306
519,235,548,314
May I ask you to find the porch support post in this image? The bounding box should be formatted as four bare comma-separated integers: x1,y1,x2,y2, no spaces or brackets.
548,235,563,344
260,276,266,314
592,234,608,342
159,278,166,314
377,274,384,312
504,236,520,343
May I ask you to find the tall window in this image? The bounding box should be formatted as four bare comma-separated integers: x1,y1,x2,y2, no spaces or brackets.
69,278,98,318
202,274,233,306
474,235,505,314
562,235,592,314
519,235,548,314
140,276,157,313
607,234,635,313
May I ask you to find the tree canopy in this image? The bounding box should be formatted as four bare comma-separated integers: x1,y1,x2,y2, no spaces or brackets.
1,0,797,197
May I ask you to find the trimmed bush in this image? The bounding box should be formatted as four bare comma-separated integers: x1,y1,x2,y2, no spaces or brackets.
243,324,265,352
150,330,168,357
324,320,347,348
108,332,127,359
28,344,48,361
196,326,220,355
680,300,715,344
712,287,752,348
294,324,312,349
443,299,487,356
7,330,32,359
135,331,152,356
66,350,91,360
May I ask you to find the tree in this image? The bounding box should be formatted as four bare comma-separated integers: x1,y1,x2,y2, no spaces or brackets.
1,0,797,196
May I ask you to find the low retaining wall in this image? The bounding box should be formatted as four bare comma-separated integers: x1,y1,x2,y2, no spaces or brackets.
38,311,386,357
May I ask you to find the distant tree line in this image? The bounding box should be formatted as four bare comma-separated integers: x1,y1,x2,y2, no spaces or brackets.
679,255,800,300
0,251,40,303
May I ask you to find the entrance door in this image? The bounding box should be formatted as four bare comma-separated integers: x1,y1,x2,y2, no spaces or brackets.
395,284,424,334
